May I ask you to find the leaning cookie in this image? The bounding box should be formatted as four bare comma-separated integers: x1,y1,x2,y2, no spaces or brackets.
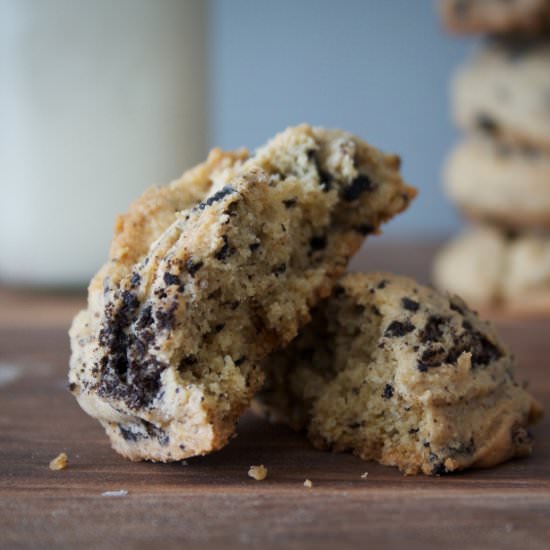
444,137,550,230
69,125,415,462
452,39,550,153
254,273,542,475
439,0,550,35
434,226,550,316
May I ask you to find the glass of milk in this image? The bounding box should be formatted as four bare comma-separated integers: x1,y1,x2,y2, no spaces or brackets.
0,0,207,287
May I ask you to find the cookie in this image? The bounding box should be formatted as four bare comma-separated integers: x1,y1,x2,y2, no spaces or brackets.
439,0,550,34
444,137,550,230
254,273,542,475
440,0,550,35
69,125,415,462
452,39,550,152
434,226,550,315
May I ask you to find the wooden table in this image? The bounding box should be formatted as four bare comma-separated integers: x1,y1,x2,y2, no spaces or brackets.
1,242,549,549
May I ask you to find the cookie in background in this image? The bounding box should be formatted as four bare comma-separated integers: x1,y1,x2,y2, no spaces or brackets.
439,0,550,36
434,226,550,316
451,39,550,152
443,136,550,231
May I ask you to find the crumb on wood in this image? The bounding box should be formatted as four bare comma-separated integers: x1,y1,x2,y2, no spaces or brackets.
248,464,268,481
303,479,313,488
101,490,128,497
181,460,188,466
49,452,68,471
361,472,369,479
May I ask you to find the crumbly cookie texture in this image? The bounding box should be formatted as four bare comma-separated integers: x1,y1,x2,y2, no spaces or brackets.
452,39,550,153
69,125,415,462
255,273,542,475
434,226,550,314
444,137,550,230
440,0,550,35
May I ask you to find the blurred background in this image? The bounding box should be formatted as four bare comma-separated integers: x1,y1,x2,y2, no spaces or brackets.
0,0,472,287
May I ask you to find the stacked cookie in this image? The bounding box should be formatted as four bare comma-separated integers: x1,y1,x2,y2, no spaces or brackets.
69,125,541,475
435,0,550,315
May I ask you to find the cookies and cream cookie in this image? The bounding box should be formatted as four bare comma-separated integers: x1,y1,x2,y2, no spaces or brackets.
434,226,550,314
452,39,550,152
255,273,542,475
69,125,415,462
444,137,550,230
440,0,550,35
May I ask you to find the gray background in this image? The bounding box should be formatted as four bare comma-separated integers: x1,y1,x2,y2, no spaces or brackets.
209,0,475,236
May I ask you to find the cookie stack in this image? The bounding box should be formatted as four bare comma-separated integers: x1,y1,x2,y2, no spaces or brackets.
434,0,550,315
69,125,541,475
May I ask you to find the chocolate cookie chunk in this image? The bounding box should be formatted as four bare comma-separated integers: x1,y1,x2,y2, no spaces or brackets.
69,125,415,462
254,273,542,475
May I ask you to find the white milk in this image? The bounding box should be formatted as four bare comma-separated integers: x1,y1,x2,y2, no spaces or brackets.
0,0,207,286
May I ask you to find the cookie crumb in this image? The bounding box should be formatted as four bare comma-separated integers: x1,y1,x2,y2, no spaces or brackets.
181,460,188,466
248,464,268,481
101,490,128,497
360,472,369,479
49,452,68,471
303,479,313,488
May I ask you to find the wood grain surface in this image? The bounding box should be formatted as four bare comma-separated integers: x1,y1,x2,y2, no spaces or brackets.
1,241,549,549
